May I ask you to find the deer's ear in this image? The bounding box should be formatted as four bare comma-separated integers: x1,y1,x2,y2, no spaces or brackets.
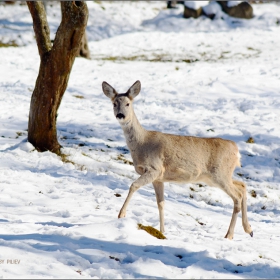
102,81,117,100
126,80,141,100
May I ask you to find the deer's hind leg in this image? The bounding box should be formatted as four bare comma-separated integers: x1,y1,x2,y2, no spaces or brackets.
224,199,241,240
221,179,252,239
153,181,165,233
233,180,253,237
215,179,243,240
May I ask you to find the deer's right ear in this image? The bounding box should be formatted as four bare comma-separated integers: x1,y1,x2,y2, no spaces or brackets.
102,81,117,100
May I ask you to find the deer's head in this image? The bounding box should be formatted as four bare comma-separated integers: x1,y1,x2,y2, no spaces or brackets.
102,80,141,125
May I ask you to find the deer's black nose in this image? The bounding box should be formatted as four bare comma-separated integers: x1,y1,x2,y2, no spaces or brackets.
116,113,125,119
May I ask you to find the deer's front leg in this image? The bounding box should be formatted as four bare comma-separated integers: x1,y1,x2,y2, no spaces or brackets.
153,181,165,233
118,168,160,219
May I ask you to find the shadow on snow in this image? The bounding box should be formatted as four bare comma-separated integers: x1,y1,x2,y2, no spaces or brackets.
0,232,279,278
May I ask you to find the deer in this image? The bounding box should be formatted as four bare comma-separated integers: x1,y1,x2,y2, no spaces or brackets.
102,80,253,240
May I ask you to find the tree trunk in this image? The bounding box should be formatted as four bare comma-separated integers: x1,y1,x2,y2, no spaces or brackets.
60,3,90,59
78,32,90,59
27,1,88,153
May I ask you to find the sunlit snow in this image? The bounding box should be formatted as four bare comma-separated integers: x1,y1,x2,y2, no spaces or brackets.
0,1,280,278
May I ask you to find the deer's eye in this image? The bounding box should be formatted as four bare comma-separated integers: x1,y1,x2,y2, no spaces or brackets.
126,103,129,107
113,103,117,108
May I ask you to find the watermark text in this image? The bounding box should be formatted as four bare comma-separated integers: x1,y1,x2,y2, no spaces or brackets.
0,259,21,264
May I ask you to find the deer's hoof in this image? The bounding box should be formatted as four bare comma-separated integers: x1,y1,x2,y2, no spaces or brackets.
118,212,126,219
224,233,233,240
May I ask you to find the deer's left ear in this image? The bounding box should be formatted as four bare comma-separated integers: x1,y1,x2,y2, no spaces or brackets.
102,81,118,100
126,80,141,100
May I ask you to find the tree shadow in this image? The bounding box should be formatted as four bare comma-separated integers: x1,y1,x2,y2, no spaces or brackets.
0,19,32,28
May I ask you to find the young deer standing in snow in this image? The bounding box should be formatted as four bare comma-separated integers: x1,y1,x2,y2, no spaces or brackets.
102,80,253,240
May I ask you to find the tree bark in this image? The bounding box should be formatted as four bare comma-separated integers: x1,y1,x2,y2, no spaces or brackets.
27,1,88,153
60,3,90,59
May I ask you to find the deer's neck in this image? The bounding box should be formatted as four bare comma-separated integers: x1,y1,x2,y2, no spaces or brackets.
121,111,146,152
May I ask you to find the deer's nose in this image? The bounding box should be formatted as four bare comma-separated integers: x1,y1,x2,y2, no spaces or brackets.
116,113,125,119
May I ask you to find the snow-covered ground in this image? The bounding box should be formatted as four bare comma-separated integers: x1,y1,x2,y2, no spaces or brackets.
0,1,280,278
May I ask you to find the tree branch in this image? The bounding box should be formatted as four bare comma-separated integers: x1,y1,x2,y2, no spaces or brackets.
26,1,52,58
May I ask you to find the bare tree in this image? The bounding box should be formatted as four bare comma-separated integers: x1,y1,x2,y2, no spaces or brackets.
27,1,88,153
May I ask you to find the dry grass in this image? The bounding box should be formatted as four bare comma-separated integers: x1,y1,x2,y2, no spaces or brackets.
250,190,257,198
58,152,75,165
73,95,85,99
109,256,120,262
246,137,255,143
138,223,166,239
196,219,206,226
94,47,261,63
0,39,18,48
117,154,133,166
94,54,198,63
16,131,26,139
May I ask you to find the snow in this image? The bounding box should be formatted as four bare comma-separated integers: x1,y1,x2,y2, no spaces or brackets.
0,1,280,278
203,1,223,16
184,1,209,10
227,1,243,8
